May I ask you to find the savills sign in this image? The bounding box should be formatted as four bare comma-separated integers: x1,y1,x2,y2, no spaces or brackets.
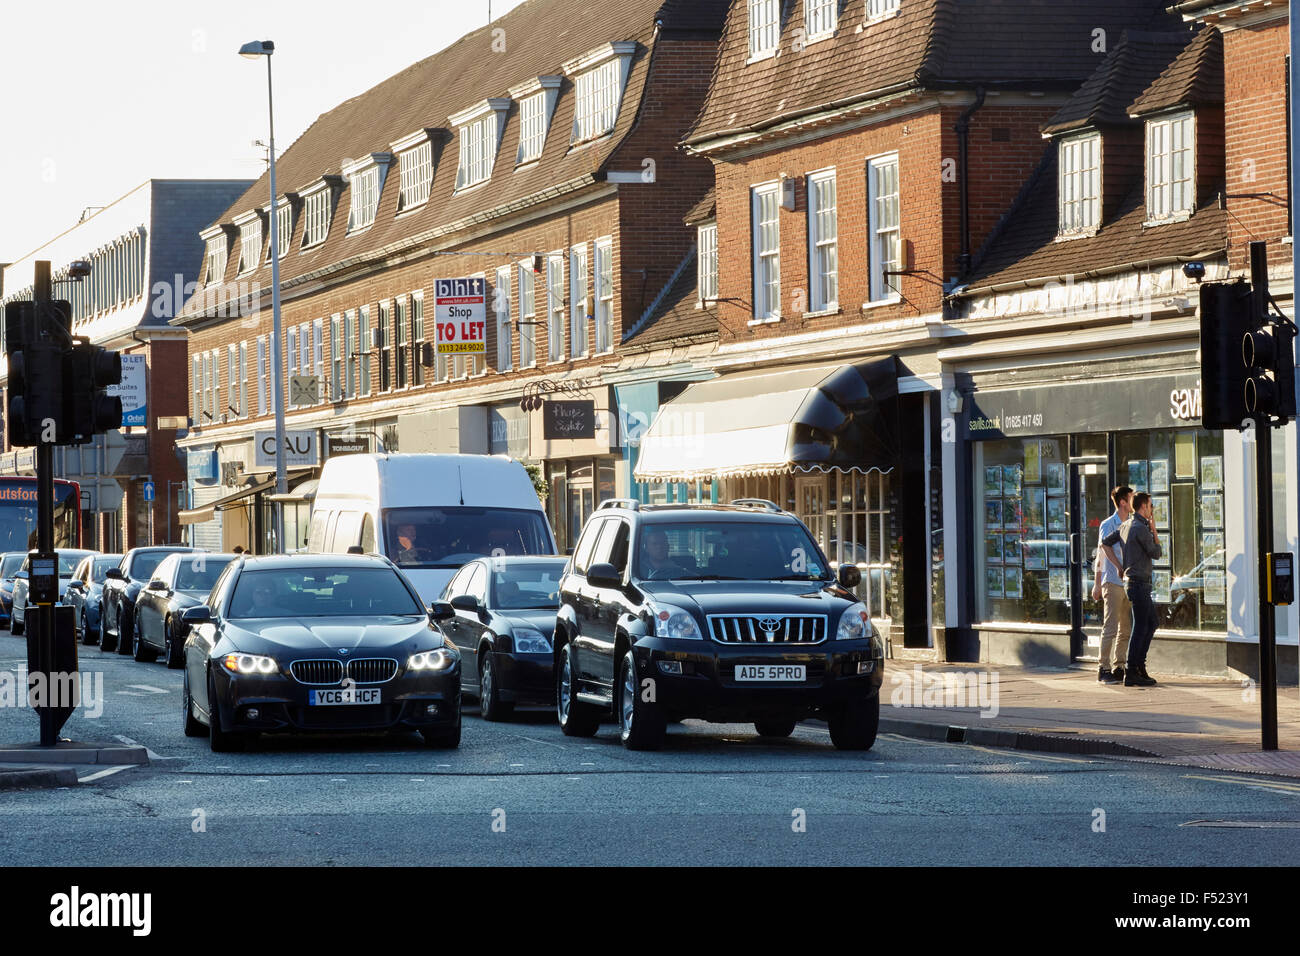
966,374,1203,439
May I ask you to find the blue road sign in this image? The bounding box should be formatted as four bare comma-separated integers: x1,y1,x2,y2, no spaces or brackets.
142,481,155,502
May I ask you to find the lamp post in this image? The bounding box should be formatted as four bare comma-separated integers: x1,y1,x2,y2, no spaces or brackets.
240,39,287,554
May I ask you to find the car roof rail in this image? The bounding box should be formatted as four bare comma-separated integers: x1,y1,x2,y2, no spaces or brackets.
729,498,783,513
598,498,641,511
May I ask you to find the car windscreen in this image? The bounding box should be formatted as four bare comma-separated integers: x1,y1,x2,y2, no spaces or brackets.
383,507,553,569
58,553,86,575
491,561,567,609
128,552,168,582
634,521,832,581
92,558,120,583
228,567,424,619
175,557,233,592
1,554,25,578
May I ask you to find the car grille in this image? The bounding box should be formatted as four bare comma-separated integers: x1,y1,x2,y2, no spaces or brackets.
707,614,828,645
347,658,398,684
290,659,345,685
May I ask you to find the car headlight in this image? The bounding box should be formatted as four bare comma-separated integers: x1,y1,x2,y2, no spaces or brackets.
408,648,456,671
647,601,703,641
835,602,873,642
220,653,279,675
511,627,552,654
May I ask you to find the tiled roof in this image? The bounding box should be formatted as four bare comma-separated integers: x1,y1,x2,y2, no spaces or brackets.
625,249,718,346
687,0,1180,148
960,144,1227,292
180,0,728,321
1041,31,1192,136
1130,26,1223,116
684,187,716,224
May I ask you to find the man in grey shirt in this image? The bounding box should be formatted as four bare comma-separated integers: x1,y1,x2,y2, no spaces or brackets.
1091,485,1133,684
1102,491,1161,687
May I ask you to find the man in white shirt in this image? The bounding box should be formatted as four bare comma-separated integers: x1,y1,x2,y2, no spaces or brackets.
1091,485,1133,683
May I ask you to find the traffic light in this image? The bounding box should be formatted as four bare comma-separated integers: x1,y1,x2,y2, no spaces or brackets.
4,301,67,447
62,341,122,444
1199,280,1254,430
1243,304,1297,421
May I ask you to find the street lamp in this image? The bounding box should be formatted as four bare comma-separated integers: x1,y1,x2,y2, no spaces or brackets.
240,39,287,554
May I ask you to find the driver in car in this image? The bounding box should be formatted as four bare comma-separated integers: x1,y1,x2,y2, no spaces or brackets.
395,523,422,564
641,529,686,579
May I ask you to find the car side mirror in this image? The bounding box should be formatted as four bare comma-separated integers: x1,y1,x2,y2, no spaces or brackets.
837,564,862,589
67,580,84,590
587,562,622,589
181,606,212,624
149,579,169,592
105,569,125,581
449,594,481,613
429,601,456,621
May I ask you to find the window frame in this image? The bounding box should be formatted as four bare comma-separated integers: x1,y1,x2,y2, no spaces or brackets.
805,0,837,39
1145,111,1195,223
397,140,433,212
302,188,332,249
347,166,382,234
570,243,589,359
594,237,614,354
807,169,839,313
495,265,513,371
748,0,780,62
547,252,565,363
697,222,718,305
237,218,262,276
518,260,538,368
751,182,781,322
1057,132,1101,237
866,153,902,303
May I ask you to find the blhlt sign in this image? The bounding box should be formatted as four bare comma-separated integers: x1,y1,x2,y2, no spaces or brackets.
434,278,486,355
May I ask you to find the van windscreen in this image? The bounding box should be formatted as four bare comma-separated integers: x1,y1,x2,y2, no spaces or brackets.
383,507,554,568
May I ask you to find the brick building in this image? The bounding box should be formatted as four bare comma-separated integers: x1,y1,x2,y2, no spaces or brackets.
174,0,727,555
0,179,252,551
635,0,1182,653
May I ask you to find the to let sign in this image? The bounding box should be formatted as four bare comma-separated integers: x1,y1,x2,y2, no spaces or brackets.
543,400,596,440
434,278,486,355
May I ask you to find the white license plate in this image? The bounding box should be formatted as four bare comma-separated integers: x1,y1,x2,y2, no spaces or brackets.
735,664,806,682
310,688,381,706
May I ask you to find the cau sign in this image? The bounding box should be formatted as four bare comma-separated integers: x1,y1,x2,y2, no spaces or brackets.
254,429,319,468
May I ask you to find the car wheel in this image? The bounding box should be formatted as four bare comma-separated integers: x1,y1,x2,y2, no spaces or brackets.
117,607,136,655
755,718,797,738
182,668,205,737
420,708,461,748
478,651,514,722
132,616,158,663
164,617,185,669
207,672,247,753
617,652,665,751
556,642,599,737
827,694,880,751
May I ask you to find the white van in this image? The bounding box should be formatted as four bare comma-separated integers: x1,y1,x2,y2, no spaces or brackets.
308,453,557,602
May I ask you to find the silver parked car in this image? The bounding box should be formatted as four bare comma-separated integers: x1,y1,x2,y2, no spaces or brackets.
67,553,124,645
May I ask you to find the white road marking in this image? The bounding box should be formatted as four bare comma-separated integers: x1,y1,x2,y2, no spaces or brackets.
126,684,168,694
78,765,133,783
112,734,167,760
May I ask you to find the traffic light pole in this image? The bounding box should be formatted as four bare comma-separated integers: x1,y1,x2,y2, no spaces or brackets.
1249,243,1280,750
33,262,58,746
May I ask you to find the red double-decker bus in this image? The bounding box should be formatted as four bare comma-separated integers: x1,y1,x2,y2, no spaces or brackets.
0,477,81,551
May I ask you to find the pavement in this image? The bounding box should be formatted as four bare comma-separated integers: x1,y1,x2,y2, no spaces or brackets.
881,660,1300,777
0,740,149,790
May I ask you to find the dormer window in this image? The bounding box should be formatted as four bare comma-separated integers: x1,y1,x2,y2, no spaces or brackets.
866,0,900,22
451,99,511,191
698,221,718,304
343,154,392,234
1058,133,1101,236
235,213,262,275
1146,111,1194,222
748,0,779,60
564,43,636,145
202,230,227,286
510,76,562,165
392,129,437,212
806,0,837,38
274,198,295,259
300,178,338,249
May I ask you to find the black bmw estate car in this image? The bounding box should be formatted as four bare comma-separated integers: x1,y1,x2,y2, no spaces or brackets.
554,500,884,751
180,554,462,752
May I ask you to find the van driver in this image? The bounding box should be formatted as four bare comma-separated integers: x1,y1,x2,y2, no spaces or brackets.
395,523,424,564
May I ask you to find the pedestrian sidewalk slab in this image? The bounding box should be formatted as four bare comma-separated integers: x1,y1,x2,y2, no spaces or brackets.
0,766,79,790
0,740,149,766
880,661,1300,775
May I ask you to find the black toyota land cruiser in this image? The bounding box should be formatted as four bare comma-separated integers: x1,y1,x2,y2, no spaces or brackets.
553,499,884,751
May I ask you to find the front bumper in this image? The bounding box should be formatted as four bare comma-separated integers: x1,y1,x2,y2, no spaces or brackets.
631,636,883,722
493,651,554,704
212,662,462,735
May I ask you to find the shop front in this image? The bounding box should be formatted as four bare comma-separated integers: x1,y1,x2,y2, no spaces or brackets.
634,359,933,646
960,366,1272,676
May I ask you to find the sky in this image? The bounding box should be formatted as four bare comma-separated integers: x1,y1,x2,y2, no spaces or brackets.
0,0,528,264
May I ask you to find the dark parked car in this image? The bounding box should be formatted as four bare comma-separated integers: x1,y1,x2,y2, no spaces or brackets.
433,556,566,720
68,553,124,644
132,552,238,666
554,500,884,751
181,554,462,752
0,551,27,628
101,546,203,653
11,549,96,636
